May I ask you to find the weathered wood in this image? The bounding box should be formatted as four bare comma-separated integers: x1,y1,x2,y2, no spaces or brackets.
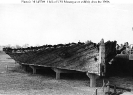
99,39,105,76
105,81,131,93
86,73,99,87
106,84,131,92
29,65,37,74
52,68,61,79
51,68,78,73
56,72,60,80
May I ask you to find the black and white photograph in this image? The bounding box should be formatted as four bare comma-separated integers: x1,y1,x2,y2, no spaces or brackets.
0,0,133,94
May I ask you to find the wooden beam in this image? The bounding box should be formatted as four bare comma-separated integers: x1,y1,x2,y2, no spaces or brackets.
56,72,60,80
29,65,37,74
52,68,61,79
106,84,131,92
51,68,78,73
99,38,105,76
86,73,99,87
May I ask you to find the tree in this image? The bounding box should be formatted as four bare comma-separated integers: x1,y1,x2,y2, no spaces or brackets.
15,45,21,49
23,44,29,48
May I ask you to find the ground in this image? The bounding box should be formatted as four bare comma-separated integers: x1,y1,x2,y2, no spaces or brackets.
0,52,132,95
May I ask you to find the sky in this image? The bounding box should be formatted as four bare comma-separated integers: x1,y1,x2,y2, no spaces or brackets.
0,0,133,46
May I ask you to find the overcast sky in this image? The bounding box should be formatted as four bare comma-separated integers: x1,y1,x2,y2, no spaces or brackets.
0,1,133,46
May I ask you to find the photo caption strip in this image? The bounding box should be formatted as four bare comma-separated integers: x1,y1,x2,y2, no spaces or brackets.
21,0,110,4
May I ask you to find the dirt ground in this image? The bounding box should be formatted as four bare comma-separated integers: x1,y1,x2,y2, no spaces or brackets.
0,52,132,95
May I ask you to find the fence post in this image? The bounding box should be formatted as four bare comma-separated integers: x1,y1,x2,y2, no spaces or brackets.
95,89,97,95
105,81,110,95
93,89,98,95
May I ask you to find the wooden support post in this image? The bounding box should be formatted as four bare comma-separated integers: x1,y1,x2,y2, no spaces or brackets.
86,73,99,87
29,65,36,74
56,72,60,80
99,38,106,76
6,65,8,72
52,68,61,80
20,64,27,71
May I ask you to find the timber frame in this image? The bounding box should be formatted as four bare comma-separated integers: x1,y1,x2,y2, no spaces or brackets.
4,39,107,87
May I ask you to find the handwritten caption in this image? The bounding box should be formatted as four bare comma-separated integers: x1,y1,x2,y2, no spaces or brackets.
21,0,110,4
